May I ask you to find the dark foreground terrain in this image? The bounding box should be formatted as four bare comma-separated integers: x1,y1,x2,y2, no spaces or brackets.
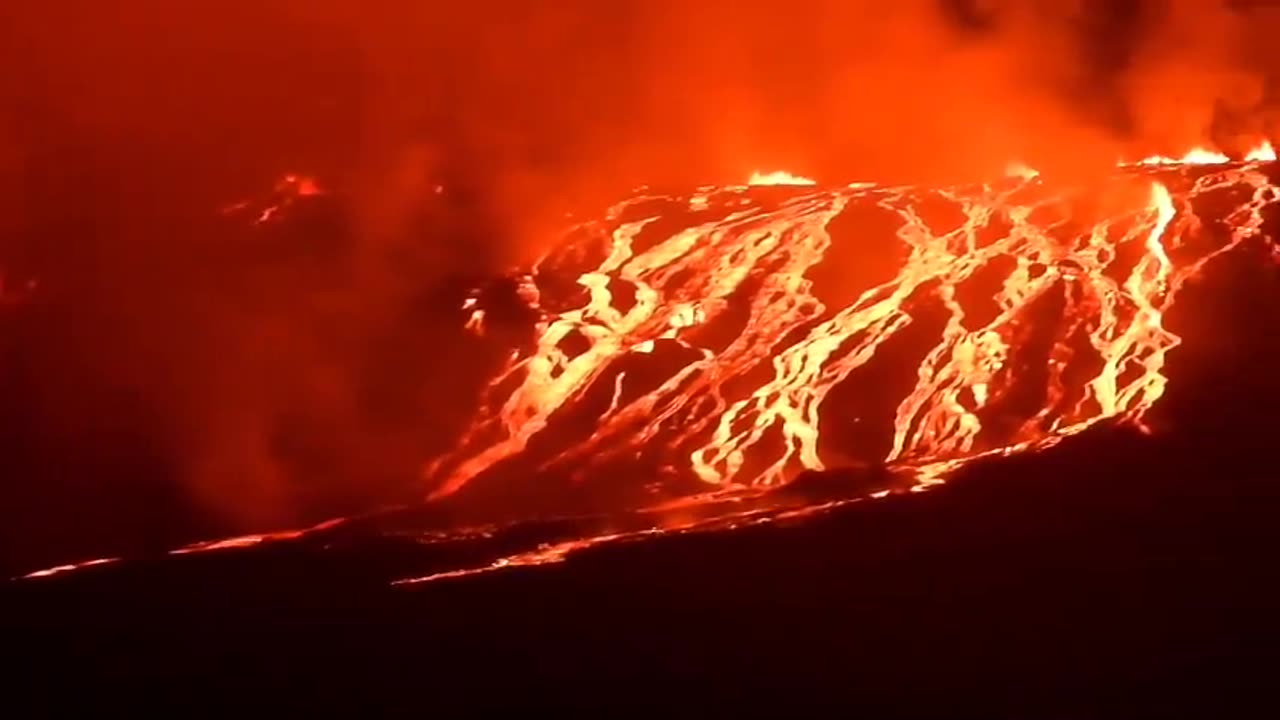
7,234,1280,715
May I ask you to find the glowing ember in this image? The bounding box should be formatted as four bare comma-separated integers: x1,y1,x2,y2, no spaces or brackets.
748,170,818,186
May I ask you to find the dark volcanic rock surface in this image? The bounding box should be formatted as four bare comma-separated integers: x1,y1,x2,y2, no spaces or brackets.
7,227,1280,713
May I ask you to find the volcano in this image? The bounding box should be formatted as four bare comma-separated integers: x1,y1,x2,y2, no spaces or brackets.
8,156,1280,713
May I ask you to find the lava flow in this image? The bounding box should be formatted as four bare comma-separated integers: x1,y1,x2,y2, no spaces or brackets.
17,149,1280,586
429,151,1279,499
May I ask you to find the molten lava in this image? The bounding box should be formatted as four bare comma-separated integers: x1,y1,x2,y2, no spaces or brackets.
221,173,324,225
428,159,1280,507
1128,141,1276,167
748,170,818,186
18,152,1280,586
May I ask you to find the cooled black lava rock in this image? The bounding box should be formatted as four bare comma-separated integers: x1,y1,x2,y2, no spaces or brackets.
776,462,897,501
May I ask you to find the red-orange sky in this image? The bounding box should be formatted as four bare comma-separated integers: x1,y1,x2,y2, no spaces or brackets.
5,1,1280,247
2,1,1280,566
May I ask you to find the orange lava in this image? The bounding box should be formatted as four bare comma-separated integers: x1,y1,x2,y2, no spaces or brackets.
20,557,121,580
221,173,325,225
18,151,1280,586
429,159,1280,498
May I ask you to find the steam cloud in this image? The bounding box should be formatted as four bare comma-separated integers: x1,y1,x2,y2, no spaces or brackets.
1,0,1279,566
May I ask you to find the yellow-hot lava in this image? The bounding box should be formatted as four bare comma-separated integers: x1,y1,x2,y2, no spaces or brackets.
1134,147,1230,166
1245,141,1277,163
748,170,818,186
18,153,1280,586
1127,140,1276,167
428,156,1280,504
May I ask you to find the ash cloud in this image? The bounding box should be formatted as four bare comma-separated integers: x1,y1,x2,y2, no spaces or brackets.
1,0,1279,564
302,0,1280,251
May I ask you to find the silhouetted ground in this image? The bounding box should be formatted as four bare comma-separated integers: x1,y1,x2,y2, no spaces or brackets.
6,217,1280,714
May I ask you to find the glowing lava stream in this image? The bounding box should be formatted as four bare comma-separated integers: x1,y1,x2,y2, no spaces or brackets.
17,150,1280,586
748,170,818,186
430,157,1280,503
